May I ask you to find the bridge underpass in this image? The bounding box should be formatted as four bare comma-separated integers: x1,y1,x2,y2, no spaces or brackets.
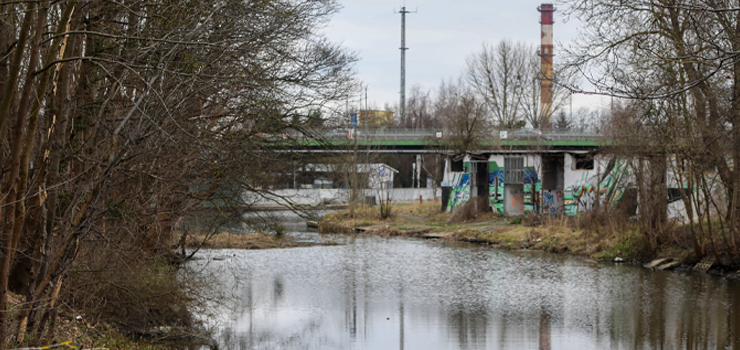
264,128,609,215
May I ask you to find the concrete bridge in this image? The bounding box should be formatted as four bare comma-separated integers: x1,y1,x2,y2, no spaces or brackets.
264,127,615,217
278,128,606,154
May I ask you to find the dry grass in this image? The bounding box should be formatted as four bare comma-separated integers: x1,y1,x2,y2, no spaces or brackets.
447,197,500,225
320,199,737,269
368,226,431,238
319,201,702,265
185,232,311,249
440,215,617,258
393,200,443,216
318,221,355,234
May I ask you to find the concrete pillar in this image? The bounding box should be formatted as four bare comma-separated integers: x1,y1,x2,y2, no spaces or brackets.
469,160,490,212
504,184,524,216
415,154,422,188
470,161,478,199
441,157,452,186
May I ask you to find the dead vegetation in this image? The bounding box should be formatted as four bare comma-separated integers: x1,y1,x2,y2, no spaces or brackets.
447,197,498,224
318,221,355,234
318,205,395,233
184,232,313,250
317,201,739,271
367,226,431,238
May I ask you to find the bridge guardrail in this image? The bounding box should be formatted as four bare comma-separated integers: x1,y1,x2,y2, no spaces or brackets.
287,128,605,142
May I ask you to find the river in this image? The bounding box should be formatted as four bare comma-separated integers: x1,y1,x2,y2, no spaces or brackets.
188,211,740,350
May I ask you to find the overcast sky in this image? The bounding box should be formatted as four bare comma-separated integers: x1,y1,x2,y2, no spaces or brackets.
321,0,608,113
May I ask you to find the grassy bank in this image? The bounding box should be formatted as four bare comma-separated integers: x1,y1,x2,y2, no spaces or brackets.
184,231,340,250
318,201,739,276
185,232,310,250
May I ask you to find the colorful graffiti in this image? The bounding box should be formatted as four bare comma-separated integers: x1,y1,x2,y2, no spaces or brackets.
504,186,525,216
542,190,564,215
447,157,628,215
447,173,470,211
562,158,628,215
448,162,541,214
447,157,694,221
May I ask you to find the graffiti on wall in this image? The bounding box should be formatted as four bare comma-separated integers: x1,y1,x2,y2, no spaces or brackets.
563,157,628,215
448,163,540,213
542,190,564,214
447,173,470,211
447,157,631,215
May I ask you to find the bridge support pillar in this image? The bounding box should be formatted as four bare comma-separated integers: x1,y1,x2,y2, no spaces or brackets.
541,154,565,215
415,154,422,188
469,159,490,212
504,185,524,217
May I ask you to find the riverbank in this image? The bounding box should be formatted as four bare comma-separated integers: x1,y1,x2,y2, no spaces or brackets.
318,201,740,279
184,232,323,249
199,218,740,350
3,291,195,350
184,231,343,250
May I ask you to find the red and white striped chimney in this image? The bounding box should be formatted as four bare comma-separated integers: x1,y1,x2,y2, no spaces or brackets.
538,3,555,130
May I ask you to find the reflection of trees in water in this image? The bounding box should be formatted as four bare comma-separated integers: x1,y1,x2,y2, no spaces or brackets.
201,237,740,349
732,288,740,349
399,299,405,350
272,276,285,306
539,309,550,350
222,316,330,350
603,269,736,350
445,307,489,349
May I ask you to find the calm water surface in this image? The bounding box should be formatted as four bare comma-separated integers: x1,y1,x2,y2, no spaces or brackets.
190,212,740,350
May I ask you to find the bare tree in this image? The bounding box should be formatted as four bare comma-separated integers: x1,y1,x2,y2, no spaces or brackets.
465,40,528,129
520,55,577,129
402,85,439,129
571,107,602,133
435,78,491,154
0,0,357,347
563,0,740,260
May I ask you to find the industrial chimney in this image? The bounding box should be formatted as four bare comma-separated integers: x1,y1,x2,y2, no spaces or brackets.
538,3,555,130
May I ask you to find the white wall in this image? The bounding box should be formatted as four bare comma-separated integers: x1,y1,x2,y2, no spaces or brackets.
562,153,613,192
244,188,441,206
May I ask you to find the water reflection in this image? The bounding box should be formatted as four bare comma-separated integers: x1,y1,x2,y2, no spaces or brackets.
180,209,329,242
191,227,740,350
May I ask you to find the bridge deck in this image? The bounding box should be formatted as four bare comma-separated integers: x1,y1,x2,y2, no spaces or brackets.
277,128,607,152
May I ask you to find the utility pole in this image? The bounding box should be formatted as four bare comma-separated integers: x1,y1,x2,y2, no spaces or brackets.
397,6,415,123
365,85,370,169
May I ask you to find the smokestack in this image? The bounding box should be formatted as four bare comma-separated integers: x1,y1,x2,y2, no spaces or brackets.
538,3,555,130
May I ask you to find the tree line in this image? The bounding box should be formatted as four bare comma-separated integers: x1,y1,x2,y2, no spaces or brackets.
0,0,356,347
563,0,740,262
374,40,603,138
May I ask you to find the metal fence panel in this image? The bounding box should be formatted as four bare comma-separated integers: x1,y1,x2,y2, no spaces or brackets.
504,157,524,184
